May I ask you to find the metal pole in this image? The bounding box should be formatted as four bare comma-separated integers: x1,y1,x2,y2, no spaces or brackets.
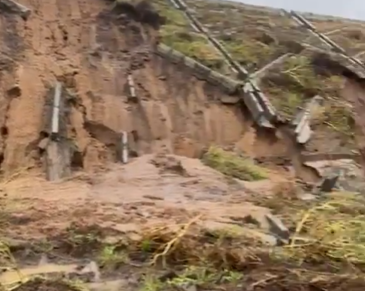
51,82,62,140
121,131,128,164
127,75,136,99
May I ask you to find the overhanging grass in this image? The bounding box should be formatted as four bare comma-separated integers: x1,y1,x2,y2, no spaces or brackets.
202,146,268,181
282,192,365,266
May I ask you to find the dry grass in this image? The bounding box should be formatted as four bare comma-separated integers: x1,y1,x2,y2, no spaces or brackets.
284,192,365,267
118,198,365,290
152,0,225,70
2,191,365,290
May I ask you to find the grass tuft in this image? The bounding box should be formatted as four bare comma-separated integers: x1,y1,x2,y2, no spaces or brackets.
202,146,268,181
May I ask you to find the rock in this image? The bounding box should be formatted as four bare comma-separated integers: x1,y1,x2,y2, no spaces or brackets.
231,213,289,245
304,159,365,193
7,84,21,97
298,193,318,201
38,137,50,150
319,175,339,192
265,213,290,240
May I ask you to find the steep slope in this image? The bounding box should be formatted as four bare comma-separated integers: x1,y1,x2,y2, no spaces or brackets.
0,0,288,176
156,0,365,169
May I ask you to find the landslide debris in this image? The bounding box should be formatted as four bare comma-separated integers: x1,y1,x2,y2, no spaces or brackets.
2,186,365,291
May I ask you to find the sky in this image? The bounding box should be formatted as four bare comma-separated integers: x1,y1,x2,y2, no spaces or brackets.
232,0,365,20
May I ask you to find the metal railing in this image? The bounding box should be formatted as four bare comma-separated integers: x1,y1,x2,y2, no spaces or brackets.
166,0,278,128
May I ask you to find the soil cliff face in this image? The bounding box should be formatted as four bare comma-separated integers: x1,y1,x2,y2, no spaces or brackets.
0,0,288,175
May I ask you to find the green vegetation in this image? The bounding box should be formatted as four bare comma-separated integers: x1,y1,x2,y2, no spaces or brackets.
315,99,354,138
266,88,303,118
224,39,277,68
202,146,268,181
97,245,129,269
153,0,225,69
161,27,225,69
263,54,352,134
273,192,365,267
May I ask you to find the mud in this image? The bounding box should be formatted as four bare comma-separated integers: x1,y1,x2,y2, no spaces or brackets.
0,153,364,291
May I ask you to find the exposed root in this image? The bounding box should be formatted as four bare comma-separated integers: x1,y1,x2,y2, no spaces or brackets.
149,214,203,267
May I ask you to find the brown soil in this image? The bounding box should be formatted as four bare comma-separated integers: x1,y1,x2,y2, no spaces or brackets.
0,153,289,289
2,153,363,291
0,0,291,176
2,154,279,240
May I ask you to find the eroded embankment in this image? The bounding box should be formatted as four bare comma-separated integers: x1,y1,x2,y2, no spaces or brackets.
0,0,293,177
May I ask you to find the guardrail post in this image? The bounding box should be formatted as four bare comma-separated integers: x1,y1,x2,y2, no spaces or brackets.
285,10,365,69
127,75,137,102
292,95,324,144
166,0,277,128
121,131,128,164
44,82,73,181
51,82,62,141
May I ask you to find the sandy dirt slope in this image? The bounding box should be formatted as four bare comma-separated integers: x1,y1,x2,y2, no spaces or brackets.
0,0,290,177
